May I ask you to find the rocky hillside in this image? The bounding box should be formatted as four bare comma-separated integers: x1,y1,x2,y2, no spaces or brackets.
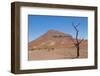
29,30,87,50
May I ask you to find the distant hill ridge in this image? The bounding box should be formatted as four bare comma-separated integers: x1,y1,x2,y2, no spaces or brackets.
29,29,87,50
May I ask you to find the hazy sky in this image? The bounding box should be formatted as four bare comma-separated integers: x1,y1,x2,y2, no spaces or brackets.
28,15,88,42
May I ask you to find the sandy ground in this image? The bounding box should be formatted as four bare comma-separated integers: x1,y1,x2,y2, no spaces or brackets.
28,47,88,60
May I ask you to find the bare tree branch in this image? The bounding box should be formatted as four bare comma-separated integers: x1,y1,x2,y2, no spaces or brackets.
70,38,76,46
79,38,84,44
72,23,79,32
76,23,80,27
72,23,80,43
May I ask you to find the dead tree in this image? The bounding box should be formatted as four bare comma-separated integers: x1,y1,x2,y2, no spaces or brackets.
72,23,84,58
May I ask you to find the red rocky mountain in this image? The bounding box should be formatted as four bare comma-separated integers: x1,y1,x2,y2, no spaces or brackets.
29,30,87,50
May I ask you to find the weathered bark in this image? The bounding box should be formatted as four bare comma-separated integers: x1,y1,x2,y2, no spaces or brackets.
76,44,79,58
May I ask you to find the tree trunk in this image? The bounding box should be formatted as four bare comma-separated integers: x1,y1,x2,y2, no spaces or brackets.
76,46,79,58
